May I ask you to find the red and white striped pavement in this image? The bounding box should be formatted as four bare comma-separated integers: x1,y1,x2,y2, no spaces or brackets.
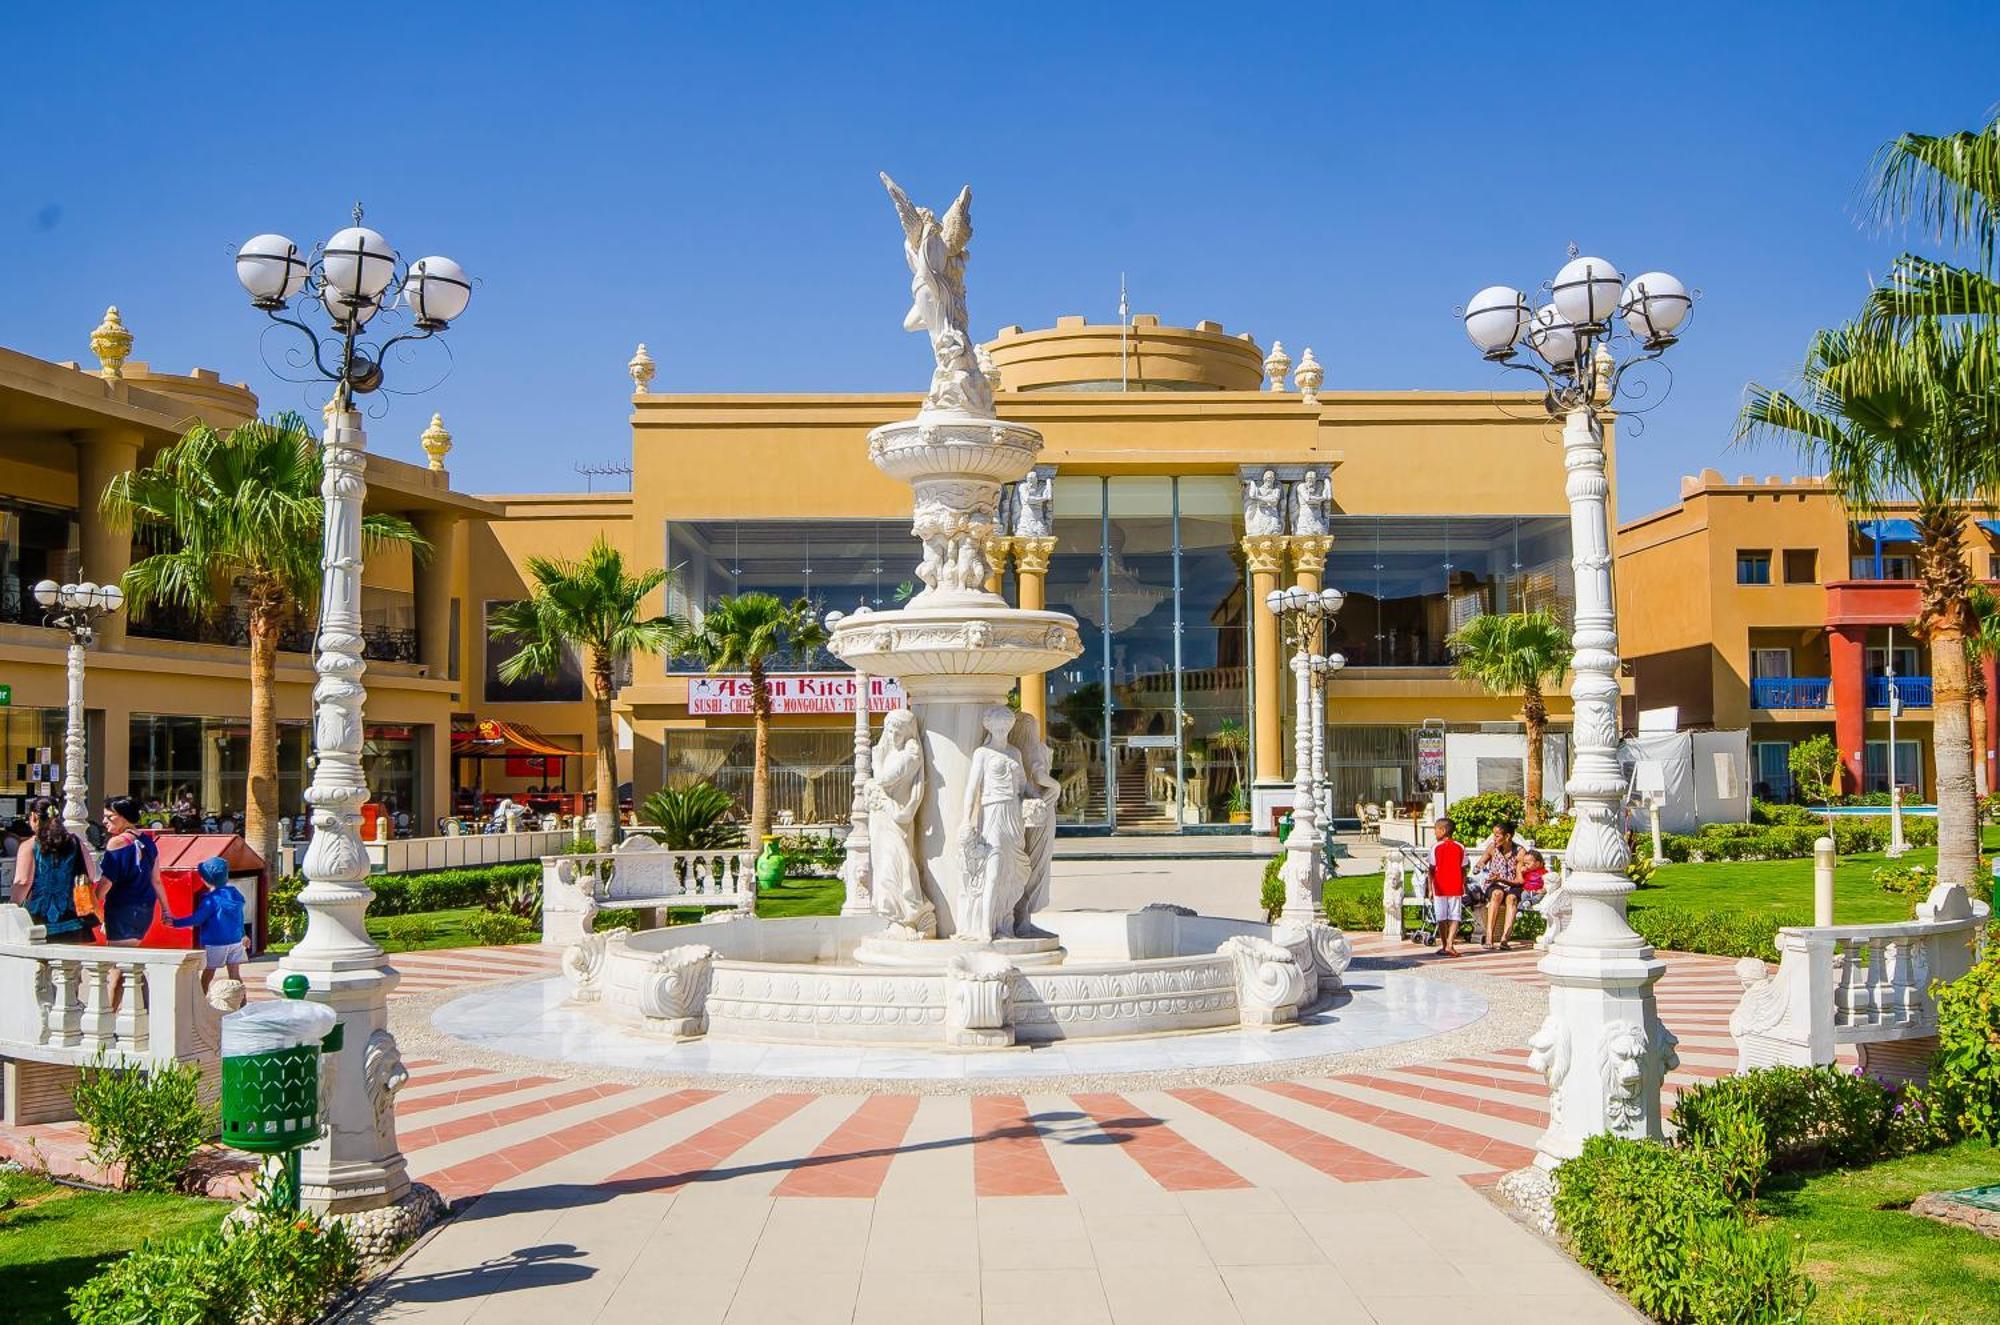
245,935,1753,1205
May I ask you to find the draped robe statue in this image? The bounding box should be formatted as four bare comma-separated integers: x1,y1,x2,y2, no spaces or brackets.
957,705,1030,943
866,710,933,937
1010,711,1060,938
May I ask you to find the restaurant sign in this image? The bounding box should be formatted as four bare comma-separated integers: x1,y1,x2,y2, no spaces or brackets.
688,674,908,716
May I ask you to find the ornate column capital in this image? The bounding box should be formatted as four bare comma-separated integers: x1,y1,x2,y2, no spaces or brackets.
982,534,1016,573
1289,534,1334,575
1012,536,1057,576
90,307,133,382
1241,535,1289,576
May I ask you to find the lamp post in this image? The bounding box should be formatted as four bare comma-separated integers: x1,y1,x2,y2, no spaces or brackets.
32,579,123,836
231,209,470,1219
1460,250,1692,1167
1265,583,1346,924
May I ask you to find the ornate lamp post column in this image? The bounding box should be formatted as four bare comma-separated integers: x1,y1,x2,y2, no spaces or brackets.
32,580,123,835
231,212,470,1222
1266,584,1345,924
1459,251,1694,1170
828,606,878,917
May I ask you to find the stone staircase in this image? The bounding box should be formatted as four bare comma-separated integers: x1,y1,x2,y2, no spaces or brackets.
1113,752,1177,833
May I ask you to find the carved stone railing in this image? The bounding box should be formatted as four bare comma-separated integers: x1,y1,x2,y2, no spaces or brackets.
542,837,757,945
1730,883,1990,1083
0,905,234,1124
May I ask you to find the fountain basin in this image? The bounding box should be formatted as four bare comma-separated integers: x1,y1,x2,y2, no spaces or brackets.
561,909,1353,1048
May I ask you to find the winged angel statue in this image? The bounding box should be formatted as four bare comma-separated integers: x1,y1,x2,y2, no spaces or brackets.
882,172,995,418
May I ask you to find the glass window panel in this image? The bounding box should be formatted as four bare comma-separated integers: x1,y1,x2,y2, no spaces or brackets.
1104,479,1177,829
1043,480,1108,826
484,600,585,701
663,726,859,825
664,520,923,671
1176,477,1249,824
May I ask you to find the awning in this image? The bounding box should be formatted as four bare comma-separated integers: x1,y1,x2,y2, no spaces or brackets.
153,833,266,875
1854,519,1920,542
1978,520,2000,538
451,719,576,759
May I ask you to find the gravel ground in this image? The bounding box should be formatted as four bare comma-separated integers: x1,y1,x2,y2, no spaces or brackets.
392,953,1546,1096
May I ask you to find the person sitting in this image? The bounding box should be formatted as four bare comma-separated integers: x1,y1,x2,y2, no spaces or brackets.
167,856,247,990
10,797,98,942
1475,819,1525,951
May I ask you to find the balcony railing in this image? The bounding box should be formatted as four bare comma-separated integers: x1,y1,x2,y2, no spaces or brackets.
1751,677,1831,710
1867,676,1933,709
128,608,420,664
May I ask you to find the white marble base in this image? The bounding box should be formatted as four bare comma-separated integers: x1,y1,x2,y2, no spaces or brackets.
853,932,1065,968
433,965,1489,1082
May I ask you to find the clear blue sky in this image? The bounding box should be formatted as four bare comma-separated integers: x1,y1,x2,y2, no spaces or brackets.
5,2,1998,519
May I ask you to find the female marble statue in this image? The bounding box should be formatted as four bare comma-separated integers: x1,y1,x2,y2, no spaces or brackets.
958,705,1030,943
867,710,933,937
882,173,992,418
1010,711,1061,938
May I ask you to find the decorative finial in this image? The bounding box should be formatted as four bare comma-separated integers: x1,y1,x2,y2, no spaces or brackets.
976,343,1002,392
1263,339,1291,391
353,201,366,225
421,413,453,471
90,306,133,381
628,342,656,395
1295,347,1324,405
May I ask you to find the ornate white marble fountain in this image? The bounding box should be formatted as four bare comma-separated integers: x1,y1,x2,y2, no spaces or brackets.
561,175,1352,1050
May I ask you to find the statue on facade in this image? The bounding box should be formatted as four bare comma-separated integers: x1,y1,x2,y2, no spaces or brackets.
1010,711,1060,937
957,705,1030,942
1293,468,1331,536
882,173,994,418
1014,468,1054,539
1243,469,1286,536
867,710,934,937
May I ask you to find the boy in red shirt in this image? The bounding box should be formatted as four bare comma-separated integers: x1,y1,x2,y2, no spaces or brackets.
1429,816,1467,957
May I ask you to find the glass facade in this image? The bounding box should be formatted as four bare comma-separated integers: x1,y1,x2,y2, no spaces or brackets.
0,499,80,627
1044,476,1250,830
128,715,420,830
1320,516,1573,667
662,725,858,826
483,600,586,702
1,706,74,820
664,519,923,671
660,503,1570,834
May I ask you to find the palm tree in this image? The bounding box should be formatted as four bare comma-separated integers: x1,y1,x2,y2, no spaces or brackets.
1864,113,2000,373
1738,322,2000,885
671,594,827,848
1446,610,1572,825
101,413,425,872
639,783,745,850
487,538,679,847
1966,587,2000,797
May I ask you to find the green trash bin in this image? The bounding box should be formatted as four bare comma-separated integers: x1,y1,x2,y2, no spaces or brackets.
219,975,340,1207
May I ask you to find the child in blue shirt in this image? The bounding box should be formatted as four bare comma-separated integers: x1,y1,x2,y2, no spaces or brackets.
169,857,247,989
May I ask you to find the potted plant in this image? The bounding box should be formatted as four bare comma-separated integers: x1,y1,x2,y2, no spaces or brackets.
1212,719,1251,823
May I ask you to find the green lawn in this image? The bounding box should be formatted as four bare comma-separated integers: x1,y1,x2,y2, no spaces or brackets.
269,905,499,956
1753,1140,2000,1322
0,1169,227,1325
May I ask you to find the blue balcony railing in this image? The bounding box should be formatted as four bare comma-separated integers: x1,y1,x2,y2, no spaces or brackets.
1867,675,1933,709
1751,677,1831,709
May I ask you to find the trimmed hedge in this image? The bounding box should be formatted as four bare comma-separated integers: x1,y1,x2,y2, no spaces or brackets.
1628,907,1802,963
1656,816,1935,863
269,862,543,941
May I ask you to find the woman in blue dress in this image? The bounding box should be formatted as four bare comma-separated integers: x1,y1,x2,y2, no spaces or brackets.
96,795,166,945
7,797,98,942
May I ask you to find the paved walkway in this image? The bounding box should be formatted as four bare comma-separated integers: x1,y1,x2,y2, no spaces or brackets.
321,935,1746,1323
